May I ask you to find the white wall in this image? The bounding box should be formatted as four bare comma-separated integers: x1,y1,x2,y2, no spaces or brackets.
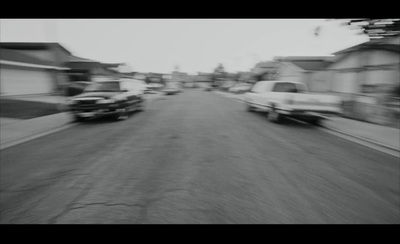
329,52,362,70
368,50,400,66
308,70,331,92
277,62,304,83
0,65,54,96
330,50,399,69
331,72,359,94
277,62,331,92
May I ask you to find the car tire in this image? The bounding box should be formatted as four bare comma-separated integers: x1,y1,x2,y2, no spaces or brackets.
307,117,322,126
137,100,145,112
114,109,129,121
74,115,85,123
268,107,283,124
246,103,255,112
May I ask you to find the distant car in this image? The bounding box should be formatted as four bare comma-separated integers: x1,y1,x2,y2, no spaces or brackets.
146,83,164,93
219,81,236,91
162,87,181,95
228,83,252,94
162,82,183,95
120,78,149,94
64,81,92,97
66,79,145,122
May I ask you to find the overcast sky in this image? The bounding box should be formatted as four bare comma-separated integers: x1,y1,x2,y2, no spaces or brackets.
0,19,369,74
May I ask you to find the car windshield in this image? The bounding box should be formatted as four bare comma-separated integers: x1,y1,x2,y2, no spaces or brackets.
84,81,121,92
273,82,306,93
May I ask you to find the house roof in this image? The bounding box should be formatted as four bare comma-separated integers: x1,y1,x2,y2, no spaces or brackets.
0,48,67,69
251,61,279,75
273,56,333,71
65,61,102,70
103,63,124,68
328,39,400,69
332,42,400,55
289,60,331,71
275,56,334,61
254,61,278,69
67,55,98,63
0,42,73,55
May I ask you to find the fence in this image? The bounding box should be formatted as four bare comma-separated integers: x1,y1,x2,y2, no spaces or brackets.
340,93,400,128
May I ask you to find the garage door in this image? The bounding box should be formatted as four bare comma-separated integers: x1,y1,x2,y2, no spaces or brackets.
0,66,54,96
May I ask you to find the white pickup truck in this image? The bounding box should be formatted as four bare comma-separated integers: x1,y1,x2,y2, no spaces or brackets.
244,80,342,125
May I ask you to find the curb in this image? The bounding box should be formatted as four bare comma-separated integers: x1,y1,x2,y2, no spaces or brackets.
323,124,400,151
0,122,77,150
319,125,400,158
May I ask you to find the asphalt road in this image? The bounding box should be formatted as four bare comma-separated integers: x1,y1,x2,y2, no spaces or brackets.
1,90,399,224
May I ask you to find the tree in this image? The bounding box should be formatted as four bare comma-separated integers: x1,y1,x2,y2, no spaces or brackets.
212,63,227,86
339,18,400,39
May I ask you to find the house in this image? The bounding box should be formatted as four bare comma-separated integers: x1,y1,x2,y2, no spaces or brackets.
132,72,147,81
237,72,254,83
146,73,164,84
251,61,279,81
162,74,172,82
0,42,75,66
1,42,134,95
326,35,400,125
171,71,188,83
103,63,135,79
225,72,238,81
274,56,334,92
195,72,213,82
0,48,69,96
328,35,400,97
0,42,74,95
65,58,118,82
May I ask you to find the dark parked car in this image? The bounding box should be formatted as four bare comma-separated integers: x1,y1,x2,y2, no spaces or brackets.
66,80,145,121
219,80,236,91
162,82,182,95
64,81,92,97
162,87,182,95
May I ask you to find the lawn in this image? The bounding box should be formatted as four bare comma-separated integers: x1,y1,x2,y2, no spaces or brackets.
0,99,60,119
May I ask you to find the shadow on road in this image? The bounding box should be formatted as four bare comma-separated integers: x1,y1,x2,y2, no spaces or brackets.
74,111,142,125
250,111,319,129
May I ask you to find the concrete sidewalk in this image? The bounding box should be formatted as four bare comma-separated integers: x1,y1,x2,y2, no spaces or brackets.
323,116,400,151
0,93,164,150
0,112,75,150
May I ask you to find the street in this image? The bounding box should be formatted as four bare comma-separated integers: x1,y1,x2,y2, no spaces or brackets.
0,90,399,224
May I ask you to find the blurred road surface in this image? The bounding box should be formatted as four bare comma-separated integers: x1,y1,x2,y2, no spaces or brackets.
1,90,399,224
